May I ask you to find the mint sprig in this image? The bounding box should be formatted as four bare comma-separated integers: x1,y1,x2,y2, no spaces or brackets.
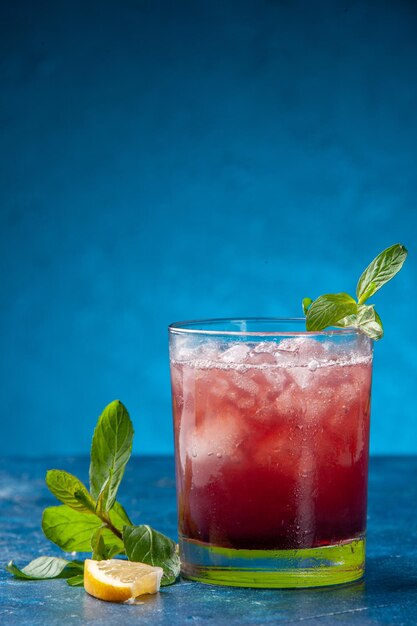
6,400,180,588
304,244,408,339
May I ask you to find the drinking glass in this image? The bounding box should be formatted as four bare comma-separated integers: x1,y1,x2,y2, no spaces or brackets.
169,318,373,587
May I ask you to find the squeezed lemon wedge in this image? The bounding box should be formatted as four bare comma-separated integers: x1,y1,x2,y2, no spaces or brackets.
84,559,163,602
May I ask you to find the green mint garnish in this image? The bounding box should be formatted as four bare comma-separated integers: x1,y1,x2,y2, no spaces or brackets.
123,525,180,587
89,400,134,513
41,503,125,552
6,556,84,582
303,243,408,339
45,470,96,513
6,400,180,588
302,297,313,316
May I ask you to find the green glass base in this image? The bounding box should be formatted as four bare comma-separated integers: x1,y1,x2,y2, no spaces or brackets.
179,536,366,588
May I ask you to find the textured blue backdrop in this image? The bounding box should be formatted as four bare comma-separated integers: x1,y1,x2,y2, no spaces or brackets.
1,0,416,456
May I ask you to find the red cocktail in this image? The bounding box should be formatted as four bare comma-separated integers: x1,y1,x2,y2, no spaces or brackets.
169,319,372,587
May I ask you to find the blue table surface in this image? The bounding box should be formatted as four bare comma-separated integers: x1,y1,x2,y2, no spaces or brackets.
1,456,417,625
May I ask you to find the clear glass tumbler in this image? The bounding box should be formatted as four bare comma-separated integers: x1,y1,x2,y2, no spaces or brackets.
169,318,373,588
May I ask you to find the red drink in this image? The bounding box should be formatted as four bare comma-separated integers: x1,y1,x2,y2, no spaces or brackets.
169,319,373,587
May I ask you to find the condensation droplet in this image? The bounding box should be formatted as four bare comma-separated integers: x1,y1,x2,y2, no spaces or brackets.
191,447,197,458
216,452,223,459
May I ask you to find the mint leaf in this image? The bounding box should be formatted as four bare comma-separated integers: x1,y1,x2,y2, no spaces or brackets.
357,282,377,305
42,505,104,551
356,244,408,304
67,574,84,587
306,293,357,331
333,314,358,328
123,525,180,586
95,473,112,517
42,505,125,553
111,501,132,527
89,400,134,512
91,527,107,560
6,557,83,581
356,305,384,340
302,298,313,315
46,470,95,514
334,306,383,339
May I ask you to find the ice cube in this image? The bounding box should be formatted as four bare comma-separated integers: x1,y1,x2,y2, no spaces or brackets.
234,372,260,395
251,341,277,354
232,373,260,409
198,339,221,360
206,374,231,398
247,351,277,365
172,335,196,362
290,366,313,390
275,338,301,353
275,337,328,366
170,362,183,393
273,382,306,420
220,343,250,364
186,408,246,486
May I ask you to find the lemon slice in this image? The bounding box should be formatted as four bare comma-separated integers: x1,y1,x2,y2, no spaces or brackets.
84,559,163,602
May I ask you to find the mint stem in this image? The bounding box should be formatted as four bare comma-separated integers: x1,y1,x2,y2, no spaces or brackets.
100,513,123,541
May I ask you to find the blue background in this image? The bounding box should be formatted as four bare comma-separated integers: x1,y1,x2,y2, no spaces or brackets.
1,0,416,456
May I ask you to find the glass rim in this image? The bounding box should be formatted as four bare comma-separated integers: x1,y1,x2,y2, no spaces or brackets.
168,317,363,338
